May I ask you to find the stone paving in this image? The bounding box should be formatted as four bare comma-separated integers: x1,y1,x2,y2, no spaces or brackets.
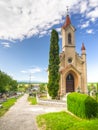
0,94,66,130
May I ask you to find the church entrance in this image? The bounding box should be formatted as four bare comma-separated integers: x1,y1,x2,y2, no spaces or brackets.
66,74,74,93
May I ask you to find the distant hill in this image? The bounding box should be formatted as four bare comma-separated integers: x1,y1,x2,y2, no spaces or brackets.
18,81,47,84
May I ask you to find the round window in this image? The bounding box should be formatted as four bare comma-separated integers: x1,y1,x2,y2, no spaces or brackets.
68,58,72,63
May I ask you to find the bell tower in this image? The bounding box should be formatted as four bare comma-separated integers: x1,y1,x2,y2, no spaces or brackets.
61,12,76,66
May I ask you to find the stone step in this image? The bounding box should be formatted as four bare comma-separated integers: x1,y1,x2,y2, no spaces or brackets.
37,98,66,107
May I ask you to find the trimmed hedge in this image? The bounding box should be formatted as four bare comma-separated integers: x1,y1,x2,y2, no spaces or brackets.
67,92,98,119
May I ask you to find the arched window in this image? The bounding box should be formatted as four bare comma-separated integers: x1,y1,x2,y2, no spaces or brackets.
66,74,74,80
68,33,71,44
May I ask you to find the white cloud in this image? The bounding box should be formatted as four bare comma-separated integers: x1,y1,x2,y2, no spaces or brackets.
80,21,90,29
20,66,47,82
86,29,94,34
0,0,98,41
90,17,96,22
56,28,61,32
1,42,10,48
21,67,42,74
21,70,27,74
0,0,81,41
80,1,88,13
29,67,41,74
89,0,98,8
59,34,62,39
87,7,98,19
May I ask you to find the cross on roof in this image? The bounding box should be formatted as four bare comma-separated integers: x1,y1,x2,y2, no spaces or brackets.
66,6,69,15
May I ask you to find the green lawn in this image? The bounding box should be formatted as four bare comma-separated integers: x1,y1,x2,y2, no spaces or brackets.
28,96,37,105
37,111,98,130
0,98,17,117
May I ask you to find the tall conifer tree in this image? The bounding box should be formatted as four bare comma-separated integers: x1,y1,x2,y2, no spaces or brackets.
48,29,60,99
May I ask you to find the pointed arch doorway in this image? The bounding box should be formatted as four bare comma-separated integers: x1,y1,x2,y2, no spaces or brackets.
66,73,74,93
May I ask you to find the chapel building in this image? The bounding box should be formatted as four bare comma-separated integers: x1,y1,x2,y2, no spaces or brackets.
59,14,87,96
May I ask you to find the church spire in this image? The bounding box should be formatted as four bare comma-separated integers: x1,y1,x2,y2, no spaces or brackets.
81,43,86,50
81,43,86,55
62,7,71,29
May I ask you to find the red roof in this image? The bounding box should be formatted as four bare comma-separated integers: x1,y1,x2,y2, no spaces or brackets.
81,43,86,50
62,15,71,29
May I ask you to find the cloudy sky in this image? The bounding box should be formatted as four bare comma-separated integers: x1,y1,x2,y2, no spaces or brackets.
0,0,98,83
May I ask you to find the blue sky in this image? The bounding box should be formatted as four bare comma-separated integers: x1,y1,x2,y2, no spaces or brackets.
0,0,98,82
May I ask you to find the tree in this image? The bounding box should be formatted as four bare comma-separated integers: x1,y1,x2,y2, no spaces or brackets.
10,80,18,91
0,70,18,93
0,71,11,92
48,29,60,99
39,83,47,93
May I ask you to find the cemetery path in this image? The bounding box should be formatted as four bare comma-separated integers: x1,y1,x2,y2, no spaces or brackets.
0,94,66,130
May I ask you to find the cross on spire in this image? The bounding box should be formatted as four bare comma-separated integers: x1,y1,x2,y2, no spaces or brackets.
66,6,69,15
62,6,71,29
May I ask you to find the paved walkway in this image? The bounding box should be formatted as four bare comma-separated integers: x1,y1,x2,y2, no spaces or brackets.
0,94,66,130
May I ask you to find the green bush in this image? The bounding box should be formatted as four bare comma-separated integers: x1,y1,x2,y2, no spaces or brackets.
67,92,98,119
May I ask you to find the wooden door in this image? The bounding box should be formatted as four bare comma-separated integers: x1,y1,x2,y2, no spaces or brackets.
66,74,74,93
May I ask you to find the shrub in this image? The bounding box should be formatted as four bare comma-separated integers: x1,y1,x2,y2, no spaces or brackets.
67,92,98,119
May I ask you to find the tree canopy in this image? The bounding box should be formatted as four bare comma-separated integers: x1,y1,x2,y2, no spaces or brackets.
48,29,60,99
0,70,18,93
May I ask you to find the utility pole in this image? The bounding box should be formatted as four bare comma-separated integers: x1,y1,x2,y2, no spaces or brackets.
28,73,32,93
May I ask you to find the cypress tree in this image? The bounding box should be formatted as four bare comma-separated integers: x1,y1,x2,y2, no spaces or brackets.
48,29,60,99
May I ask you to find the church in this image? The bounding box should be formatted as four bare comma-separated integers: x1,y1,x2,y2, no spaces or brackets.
59,14,87,96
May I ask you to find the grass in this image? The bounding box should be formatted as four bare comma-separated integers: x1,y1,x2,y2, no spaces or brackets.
28,96,37,105
37,111,98,130
0,98,17,117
